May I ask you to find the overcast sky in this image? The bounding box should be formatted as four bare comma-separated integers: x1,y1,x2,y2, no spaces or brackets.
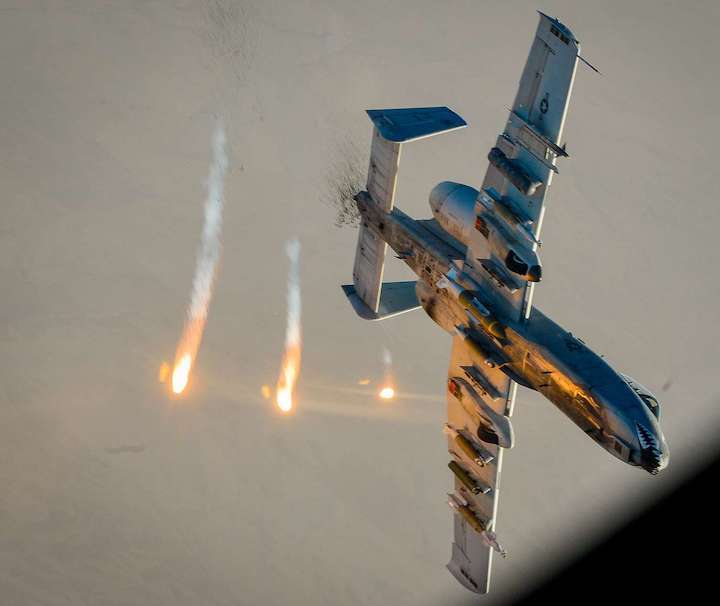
1,2,719,604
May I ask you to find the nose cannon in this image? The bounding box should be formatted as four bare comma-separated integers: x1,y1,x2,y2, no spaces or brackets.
595,377,669,475
634,422,669,475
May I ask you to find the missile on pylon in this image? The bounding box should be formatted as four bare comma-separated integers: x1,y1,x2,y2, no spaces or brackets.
447,492,489,535
448,460,491,495
447,492,508,558
454,325,506,371
436,272,506,340
455,325,498,367
460,295,506,341
443,424,494,467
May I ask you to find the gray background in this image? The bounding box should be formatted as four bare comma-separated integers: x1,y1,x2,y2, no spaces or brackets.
1,1,718,604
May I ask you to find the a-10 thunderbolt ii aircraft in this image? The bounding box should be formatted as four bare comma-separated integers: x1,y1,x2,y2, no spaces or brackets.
341,12,669,595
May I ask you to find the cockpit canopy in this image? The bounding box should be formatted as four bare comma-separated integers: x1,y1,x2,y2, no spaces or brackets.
621,374,661,420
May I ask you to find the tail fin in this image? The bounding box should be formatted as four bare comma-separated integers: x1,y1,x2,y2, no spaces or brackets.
352,220,389,313
344,107,467,319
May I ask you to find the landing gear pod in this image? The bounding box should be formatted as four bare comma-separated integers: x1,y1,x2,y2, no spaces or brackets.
487,147,542,197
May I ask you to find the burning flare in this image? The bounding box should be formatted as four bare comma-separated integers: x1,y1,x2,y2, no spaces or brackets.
379,386,395,400
171,123,228,395
275,239,301,413
158,362,171,384
172,353,192,394
378,347,396,400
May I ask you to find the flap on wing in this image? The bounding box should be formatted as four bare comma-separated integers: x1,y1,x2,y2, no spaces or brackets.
341,281,420,321
448,520,496,594
366,107,467,143
448,536,492,594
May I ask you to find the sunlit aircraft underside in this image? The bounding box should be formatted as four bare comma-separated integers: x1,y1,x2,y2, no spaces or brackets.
341,12,669,595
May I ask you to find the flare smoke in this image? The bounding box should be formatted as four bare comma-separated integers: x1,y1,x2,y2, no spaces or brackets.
171,123,228,394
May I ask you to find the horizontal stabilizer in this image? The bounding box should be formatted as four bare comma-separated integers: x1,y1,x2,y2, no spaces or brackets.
341,281,420,321
366,107,467,143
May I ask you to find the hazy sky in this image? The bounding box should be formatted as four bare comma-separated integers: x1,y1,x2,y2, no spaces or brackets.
1,2,719,604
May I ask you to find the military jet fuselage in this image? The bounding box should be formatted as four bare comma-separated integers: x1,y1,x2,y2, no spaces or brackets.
356,188,669,475
342,13,669,595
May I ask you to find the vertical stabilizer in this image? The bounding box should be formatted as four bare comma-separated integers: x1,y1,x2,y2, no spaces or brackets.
348,106,467,316
352,127,401,312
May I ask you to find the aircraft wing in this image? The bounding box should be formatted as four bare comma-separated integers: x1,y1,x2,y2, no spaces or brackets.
445,334,513,594
464,12,581,322
445,13,581,593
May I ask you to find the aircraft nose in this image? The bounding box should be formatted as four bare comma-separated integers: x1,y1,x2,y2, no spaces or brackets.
635,422,669,475
641,447,669,475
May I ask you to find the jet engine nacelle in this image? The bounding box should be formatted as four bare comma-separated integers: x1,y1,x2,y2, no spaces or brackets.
429,181,477,245
621,374,661,420
429,181,542,282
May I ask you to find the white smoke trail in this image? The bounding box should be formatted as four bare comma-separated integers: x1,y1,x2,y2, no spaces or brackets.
383,348,392,371
171,123,228,394
276,238,302,412
189,124,228,320
284,238,301,349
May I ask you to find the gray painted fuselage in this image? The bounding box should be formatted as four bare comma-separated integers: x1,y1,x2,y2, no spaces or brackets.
357,193,669,474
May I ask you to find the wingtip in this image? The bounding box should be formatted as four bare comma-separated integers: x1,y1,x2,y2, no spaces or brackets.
537,10,579,44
